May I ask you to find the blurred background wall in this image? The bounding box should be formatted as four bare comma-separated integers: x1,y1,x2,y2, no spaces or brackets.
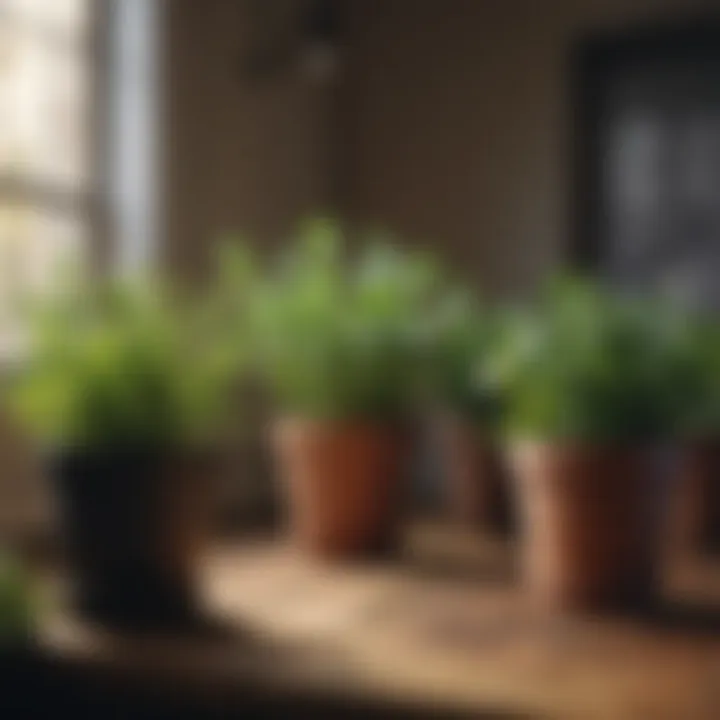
162,0,716,290
163,0,331,277
335,0,715,296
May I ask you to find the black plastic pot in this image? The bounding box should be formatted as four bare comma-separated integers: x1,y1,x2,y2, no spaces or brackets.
50,447,215,630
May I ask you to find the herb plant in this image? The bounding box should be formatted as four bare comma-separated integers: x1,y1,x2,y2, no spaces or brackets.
493,277,691,441
224,218,442,421
427,289,504,426
9,270,241,450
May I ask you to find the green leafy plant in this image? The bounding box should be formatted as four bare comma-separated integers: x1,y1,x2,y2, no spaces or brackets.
8,269,242,450
492,276,691,441
426,289,504,426
223,218,443,421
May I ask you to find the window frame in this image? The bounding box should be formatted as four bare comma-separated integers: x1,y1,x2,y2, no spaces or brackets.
0,1,109,359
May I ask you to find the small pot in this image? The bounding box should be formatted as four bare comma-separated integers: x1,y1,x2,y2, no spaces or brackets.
272,419,409,557
676,439,720,553
510,440,675,613
50,447,217,629
437,416,513,532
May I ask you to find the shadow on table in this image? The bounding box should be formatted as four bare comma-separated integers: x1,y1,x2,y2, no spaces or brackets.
4,612,540,720
5,651,539,720
640,598,720,638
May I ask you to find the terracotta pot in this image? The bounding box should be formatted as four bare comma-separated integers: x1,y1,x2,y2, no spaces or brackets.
51,448,218,629
272,419,409,557
676,439,720,553
510,441,675,613
437,417,513,532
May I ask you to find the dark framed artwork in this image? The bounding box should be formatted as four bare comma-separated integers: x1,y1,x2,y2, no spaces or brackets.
572,18,720,309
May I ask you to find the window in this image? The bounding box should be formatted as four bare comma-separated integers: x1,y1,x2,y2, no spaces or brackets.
577,25,720,309
0,0,91,347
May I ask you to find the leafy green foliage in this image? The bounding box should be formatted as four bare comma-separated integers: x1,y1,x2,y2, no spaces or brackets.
8,269,242,450
0,552,34,648
222,218,443,420
425,289,504,425
492,277,692,441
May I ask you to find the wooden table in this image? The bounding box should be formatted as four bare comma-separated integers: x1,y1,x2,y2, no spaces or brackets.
31,525,720,719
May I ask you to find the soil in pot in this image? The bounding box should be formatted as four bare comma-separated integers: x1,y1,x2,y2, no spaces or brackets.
51,448,217,630
272,420,410,558
510,441,675,614
676,439,720,554
437,417,513,533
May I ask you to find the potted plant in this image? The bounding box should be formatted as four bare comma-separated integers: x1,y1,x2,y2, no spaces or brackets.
8,270,240,628
495,278,684,613
428,291,512,531
230,219,439,557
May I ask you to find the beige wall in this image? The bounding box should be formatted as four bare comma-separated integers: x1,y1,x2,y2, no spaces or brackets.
164,0,330,277
337,0,715,297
